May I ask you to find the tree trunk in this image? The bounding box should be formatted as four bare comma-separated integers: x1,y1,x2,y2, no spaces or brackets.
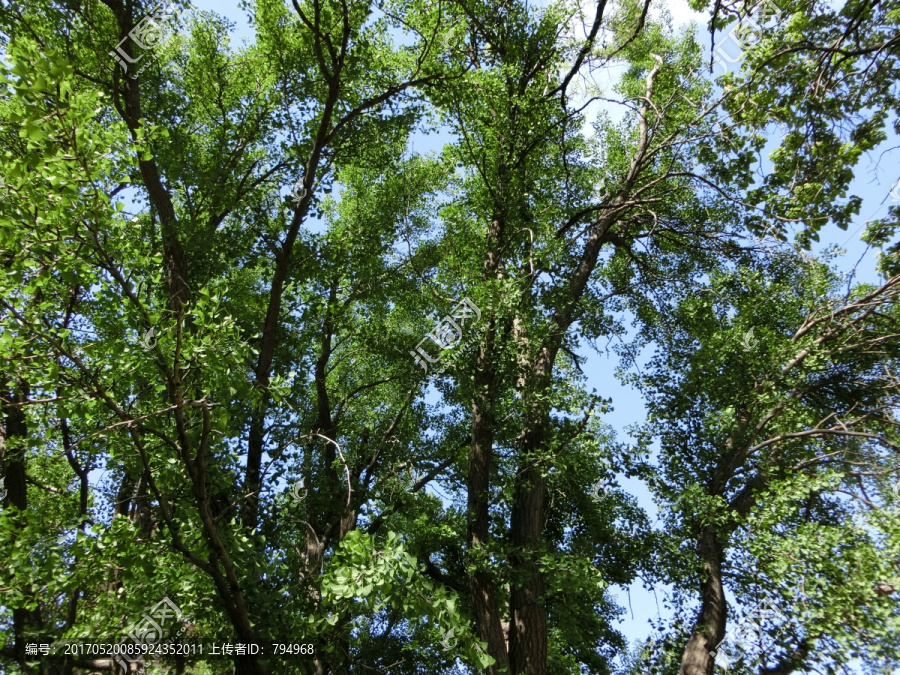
464,208,511,672
679,525,727,675
509,459,548,675
467,314,511,673
233,654,267,675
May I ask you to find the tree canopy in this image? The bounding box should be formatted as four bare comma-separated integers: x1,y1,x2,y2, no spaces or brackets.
0,0,898,673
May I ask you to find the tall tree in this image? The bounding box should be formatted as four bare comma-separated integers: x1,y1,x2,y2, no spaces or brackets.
625,251,900,674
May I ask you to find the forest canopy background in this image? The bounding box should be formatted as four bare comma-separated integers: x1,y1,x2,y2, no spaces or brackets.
0,0,898,674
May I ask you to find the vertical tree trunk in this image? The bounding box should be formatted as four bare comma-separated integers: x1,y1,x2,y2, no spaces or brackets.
467,315,511,673
679,525,727,675
509,459,548,675
508,346,554,675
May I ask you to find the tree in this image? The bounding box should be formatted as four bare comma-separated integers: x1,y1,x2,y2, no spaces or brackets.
628,250,900,674
0,0,897,673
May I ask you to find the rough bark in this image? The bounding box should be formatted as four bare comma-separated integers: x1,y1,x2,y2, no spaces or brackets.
679,525,727,675
509,458,548,674
468,326,510,673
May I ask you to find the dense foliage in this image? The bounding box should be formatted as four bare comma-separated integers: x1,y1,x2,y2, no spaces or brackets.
0,0,898,673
